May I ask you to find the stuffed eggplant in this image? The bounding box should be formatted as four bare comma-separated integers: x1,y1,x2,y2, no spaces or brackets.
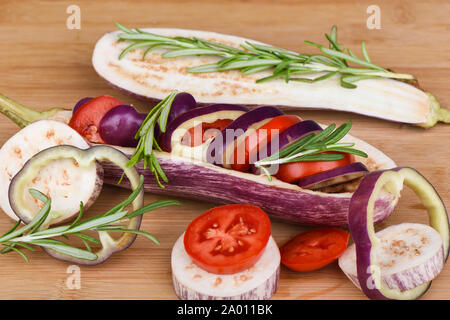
0,92,398,227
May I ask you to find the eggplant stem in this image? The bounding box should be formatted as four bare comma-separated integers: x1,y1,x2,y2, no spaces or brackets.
0,93,66,128
423,93,450,128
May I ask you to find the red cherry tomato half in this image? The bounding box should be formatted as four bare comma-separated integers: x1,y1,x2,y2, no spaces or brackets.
184,204,271,275
276,152,355,183
69,95,124,143
280,228,350,272
232,115,302,172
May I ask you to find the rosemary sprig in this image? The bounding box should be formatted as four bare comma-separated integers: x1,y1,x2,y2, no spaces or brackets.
115,23,414,88
254,120,368,181
0,176,180,262
126,91,178,188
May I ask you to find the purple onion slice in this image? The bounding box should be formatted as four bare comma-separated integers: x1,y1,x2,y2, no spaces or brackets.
206,106,283,168
72,97,93,114
346,167,449,299
298,162,368,190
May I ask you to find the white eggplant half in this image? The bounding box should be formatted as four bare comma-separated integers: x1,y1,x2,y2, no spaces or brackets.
171,233,280,300
339,223,444,292
0,120,103,224
92,28,450,128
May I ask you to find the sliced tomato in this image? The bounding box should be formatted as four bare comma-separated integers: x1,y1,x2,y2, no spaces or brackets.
276,152,354,183
184,204,271,274
232,115,302,172
181,119,233,147
280,228,350,272
69,95,124,143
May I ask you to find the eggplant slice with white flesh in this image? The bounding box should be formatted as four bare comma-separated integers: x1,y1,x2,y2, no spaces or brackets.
339,167,450,300
0,93,397,227
8,144,146,265
172,234,280,300
92,27,450,128
0,120,103,225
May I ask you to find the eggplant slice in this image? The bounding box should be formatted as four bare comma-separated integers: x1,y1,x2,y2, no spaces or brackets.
92,28,448,127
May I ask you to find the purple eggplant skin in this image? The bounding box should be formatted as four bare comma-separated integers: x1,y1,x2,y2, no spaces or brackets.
298,162,369,190
251,120,323,174
160,104,249,152
168,92,197,124
348,167,449,300
206,106,283,165
72,97,93,114
101,150,397,227
99,104,148,147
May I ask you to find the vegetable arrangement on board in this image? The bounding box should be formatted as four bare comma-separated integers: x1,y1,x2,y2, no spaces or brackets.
0,24,448,301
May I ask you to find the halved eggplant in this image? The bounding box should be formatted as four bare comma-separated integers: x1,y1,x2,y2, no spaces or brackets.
102,134,397,227
92,28,450,128
0,93,398,227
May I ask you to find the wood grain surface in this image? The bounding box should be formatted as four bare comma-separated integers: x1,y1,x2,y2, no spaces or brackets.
0,0,449,300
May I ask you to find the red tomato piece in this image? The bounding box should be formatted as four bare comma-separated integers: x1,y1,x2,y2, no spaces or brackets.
181,119,233,147
69,95,124,143
280,228,350,272
276,152,355,183
232,115,302,172
184,204,271,275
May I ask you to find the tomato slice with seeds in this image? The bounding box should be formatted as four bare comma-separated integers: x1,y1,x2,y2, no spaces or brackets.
232,115,302,172
69,95,124,143
184,204,271,274
280,228,350,272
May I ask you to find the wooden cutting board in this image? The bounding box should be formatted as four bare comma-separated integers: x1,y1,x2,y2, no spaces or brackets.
0,0,449,300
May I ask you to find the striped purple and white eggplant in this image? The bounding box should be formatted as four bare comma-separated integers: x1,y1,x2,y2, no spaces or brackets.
171,234,280,300
339,167,449,299
102,140,396,227
0,93,399,227
92,28,450,128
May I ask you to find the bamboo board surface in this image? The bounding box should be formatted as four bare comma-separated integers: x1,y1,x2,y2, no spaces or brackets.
0,0,449,300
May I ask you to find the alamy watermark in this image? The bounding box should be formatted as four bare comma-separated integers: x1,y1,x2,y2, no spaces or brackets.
66,5,81,30
66,265,81,290
366,5,381,29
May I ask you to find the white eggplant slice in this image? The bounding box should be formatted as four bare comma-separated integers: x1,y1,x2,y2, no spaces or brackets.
345,167,450,300
10,145,144,265
92,28,450,128
339,223,444,291
0,120,102,224
171,233,280,300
